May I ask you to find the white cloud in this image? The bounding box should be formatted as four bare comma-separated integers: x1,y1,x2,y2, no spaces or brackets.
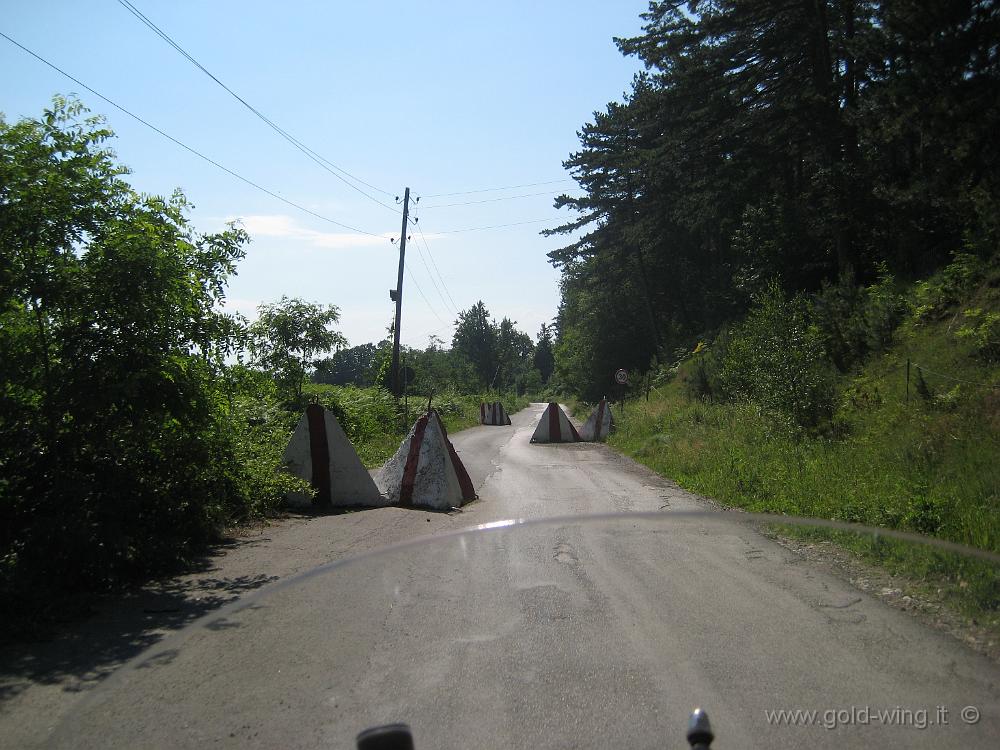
227,214,392,249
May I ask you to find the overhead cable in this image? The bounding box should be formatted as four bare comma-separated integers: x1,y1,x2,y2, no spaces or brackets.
422,178,573,199
420,189,579,210
406,266,448,326
432,218,561,234
115,0,400,213
408,323,456,347
408,221,456,315
912,362,1000,389
410,217,460,312
0,30,383,237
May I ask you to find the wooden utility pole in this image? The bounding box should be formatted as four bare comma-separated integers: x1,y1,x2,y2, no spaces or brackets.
390,187,411,397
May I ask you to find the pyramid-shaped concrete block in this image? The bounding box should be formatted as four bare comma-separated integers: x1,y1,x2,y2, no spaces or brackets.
377,409,477,510
480,401,512,425
530,402,581,443
580,398,615,442
284,404,387,508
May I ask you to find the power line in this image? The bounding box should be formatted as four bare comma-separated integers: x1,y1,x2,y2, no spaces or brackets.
410,216,460,312
422,178,573,199
417,221,460,312
115,0,400,214
115,0,397,208
408,323,456,346
432,217,561,234
0,30,383,237
420,189,578,210
407,219,455,315
405,266,448,326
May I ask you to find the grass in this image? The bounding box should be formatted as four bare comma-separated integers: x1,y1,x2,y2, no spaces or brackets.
593,264,1000,630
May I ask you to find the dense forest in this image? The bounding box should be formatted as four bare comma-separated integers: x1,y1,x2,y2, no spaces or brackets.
548,0,999,410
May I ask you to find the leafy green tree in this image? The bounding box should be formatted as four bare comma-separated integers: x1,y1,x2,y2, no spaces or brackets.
452,301,499,388
408,335,462,395
533,323,556,383
1,99,260,605
314,343,378,386
247,296,346,402
451,302,534,392
495,317,533,391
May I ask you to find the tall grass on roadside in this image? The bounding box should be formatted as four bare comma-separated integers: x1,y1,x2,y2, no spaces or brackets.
611,385,1000,551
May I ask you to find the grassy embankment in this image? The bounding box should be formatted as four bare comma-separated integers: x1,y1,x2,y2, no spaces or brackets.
301,385,531,468
580,263,1000,627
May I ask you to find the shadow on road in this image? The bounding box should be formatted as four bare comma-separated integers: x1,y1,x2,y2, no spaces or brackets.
0,535,279,704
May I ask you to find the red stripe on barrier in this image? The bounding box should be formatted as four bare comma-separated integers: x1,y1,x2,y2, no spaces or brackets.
435,411,477,501
306,404,332,507
480,403,486,424
548,402,560,441
399,413,429,506
567,416,582,442
595,399,606,441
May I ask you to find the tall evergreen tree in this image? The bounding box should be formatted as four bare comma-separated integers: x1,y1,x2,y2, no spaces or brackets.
547,0,999,397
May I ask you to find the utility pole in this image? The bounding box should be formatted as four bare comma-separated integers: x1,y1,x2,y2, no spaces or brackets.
390,187,411,397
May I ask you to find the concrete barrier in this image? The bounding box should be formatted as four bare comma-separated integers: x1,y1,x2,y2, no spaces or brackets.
580,398,614,442
283,404,387,508
530,402,581,443
377,409,477,510
480,401,512,425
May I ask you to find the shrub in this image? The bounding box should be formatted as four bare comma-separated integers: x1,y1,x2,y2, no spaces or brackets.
812,266,906,372
718,281,836,431
956,308,1000,363
912,252,985,322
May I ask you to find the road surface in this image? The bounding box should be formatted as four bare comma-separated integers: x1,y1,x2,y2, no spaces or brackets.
6,403,999,748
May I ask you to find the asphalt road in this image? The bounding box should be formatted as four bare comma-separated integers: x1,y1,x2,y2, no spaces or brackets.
31,404,1000,747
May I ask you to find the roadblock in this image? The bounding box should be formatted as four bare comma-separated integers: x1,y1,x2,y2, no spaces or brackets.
530,402,581,443
579,398,614,442
377,409,477,510
479,401,512,425
283,404,387,508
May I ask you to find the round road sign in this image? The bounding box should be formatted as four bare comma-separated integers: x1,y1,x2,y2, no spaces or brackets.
614,369,629,385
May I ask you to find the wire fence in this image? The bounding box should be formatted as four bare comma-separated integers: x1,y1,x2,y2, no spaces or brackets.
910,361,1000,390
906,358,1000,406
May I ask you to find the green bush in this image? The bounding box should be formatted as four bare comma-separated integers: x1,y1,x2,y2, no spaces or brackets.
955,308,1000,363
717,281,836,431
683,337,726,402
223,367,312,518
911,252,985,322
0,101,307,619
812,266,907,372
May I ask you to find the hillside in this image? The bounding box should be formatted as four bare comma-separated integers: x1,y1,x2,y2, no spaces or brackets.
581,254,999,637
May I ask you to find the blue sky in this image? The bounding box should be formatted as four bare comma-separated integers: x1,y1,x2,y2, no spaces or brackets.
2,1,646,348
